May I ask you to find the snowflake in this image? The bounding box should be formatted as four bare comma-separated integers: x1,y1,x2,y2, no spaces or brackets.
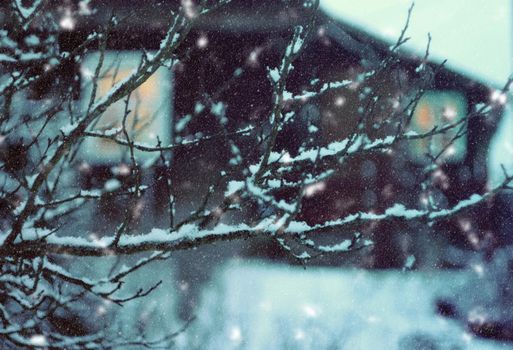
196,35,208,49
491,90,507,105
59,10,75,30
229,326,242,343
302,304,319,318
294,329,305,341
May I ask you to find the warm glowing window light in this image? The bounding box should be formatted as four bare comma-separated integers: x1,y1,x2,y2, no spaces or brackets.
81,51,172,163
408,91,467,164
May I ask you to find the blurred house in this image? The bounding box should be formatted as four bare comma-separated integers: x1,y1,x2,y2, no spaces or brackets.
3,0,507,268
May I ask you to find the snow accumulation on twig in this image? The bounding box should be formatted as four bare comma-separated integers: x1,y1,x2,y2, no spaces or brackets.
2,173,509,258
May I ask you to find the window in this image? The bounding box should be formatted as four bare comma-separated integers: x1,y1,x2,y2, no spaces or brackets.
408,91,467,164
80,51,172,163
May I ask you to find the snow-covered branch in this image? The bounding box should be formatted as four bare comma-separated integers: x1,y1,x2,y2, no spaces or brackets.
0,0,510,347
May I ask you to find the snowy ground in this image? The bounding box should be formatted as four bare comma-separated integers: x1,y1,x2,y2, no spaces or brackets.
173,260,513,350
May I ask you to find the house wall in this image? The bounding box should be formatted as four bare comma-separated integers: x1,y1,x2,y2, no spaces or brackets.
2,0,503,279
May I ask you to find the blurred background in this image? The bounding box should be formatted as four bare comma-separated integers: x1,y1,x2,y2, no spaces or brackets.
3,0,513,348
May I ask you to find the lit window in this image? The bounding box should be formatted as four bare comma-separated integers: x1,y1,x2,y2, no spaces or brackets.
81,51,172,163
408,91,467,164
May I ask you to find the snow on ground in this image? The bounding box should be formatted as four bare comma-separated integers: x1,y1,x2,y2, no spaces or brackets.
70,256,180,346
178,260,513,350
113,259,179,342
